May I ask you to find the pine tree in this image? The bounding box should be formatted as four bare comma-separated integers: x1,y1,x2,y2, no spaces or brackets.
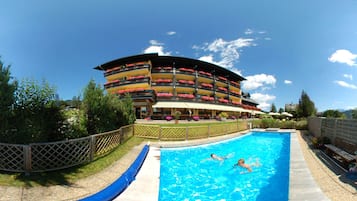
297,90,316,118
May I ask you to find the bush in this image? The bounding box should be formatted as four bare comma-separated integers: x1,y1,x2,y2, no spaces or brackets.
174,111,181,120
219,112,229,118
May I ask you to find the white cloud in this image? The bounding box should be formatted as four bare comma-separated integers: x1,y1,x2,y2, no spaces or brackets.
343,74,353,80
242,74,276,90
334,80,357,89
264,37,272,41
284,80,292,84
143,40,171,55
149,40,163,46
244,28,254,35
198,55,216,64
250,93,276,111
167,31,176,36
328,49,357,66
194,37,255,68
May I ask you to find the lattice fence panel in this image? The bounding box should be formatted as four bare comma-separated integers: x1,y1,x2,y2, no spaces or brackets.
187,126,209,140
160,127,186,140
31,138,91,172
0,143,25,172
134,124,160,139
209,124,227,137
226,123,239,133
94,129,121,157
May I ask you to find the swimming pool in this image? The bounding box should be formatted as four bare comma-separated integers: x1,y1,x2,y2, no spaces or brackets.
159,131,291,201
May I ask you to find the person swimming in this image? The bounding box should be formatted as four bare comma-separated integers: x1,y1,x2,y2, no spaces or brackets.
234,158,261,173
210,153,227,161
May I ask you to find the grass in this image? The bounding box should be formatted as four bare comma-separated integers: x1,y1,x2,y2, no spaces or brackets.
0,136,145,187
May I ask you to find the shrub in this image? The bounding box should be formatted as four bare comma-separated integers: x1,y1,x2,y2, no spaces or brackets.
174,111,181,120
219,112,229,118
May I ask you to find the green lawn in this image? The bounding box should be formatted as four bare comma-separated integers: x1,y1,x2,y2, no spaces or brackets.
0,136,145,187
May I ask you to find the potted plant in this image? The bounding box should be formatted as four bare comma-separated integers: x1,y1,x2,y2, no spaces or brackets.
174,110,181,124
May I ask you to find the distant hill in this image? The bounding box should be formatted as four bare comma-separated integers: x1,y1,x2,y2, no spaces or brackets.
343,110,353,119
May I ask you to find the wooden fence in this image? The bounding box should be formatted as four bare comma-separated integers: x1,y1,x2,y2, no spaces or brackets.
0,125,133,173
0,121,248,173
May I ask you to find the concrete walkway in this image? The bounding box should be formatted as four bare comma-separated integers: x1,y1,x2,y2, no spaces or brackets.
113,146,160,201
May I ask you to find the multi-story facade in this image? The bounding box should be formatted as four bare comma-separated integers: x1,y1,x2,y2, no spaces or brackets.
95,53,261,120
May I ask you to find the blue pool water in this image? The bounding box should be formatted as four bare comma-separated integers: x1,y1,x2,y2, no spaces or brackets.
159,132,291,201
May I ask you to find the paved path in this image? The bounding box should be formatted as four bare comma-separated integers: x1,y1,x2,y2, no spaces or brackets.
113,146,160,201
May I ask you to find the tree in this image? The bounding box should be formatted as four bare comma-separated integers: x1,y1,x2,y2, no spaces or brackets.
0,59,17,139
82,80,136,135
12,79,64,143
297,90,316,118
278,108,284,113
322,110,346,118
352,108,357,119
270,103,277,113
82,79,105,135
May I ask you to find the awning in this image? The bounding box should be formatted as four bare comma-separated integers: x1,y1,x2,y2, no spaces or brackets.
281,112,293,117
268,112,281,116
152,101,251,113
152,101,188,108
251,110,265,115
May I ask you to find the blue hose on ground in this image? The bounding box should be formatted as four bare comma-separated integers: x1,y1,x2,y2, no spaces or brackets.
79,144,150,201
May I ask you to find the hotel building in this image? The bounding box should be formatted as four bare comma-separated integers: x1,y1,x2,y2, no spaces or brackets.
95,53,261,120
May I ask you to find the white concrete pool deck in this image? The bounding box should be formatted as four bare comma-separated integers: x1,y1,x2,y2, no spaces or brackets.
115,130,330,201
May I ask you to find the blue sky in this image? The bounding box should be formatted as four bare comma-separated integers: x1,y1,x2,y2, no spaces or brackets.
1,0,357,112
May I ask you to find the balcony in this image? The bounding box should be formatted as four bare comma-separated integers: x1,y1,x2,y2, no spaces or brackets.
152,79,173,86
151,66,173,73
105,77,150,89
200,83,213,89
217,76,228,82
176,68,195,76
230,90,241,97
177,93,195,99
230,81,240,88
217,86,228,94
201,96,214,102
218,98,229,104
104,79,120,88
156,92,174,98
198,71,212,78
104,62,150,77
117,88,155,102
232,100,242,106
176,80,195,87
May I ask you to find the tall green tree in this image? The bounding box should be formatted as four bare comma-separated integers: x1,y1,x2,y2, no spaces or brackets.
12,79,64,143
82,79,135,135
82,79,105,135
0,59,17,139
270,103,277,113
278,108,284,113
297,90,316,118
